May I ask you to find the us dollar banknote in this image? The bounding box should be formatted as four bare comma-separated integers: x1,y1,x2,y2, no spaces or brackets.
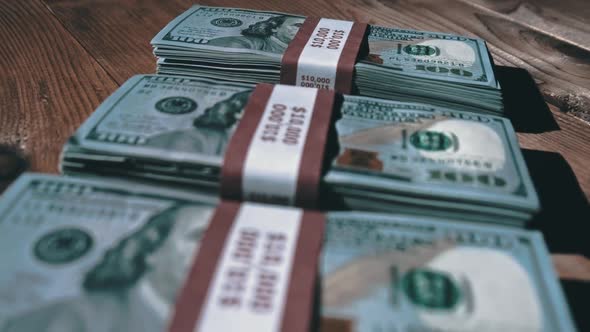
152,6,304,57
0,174,217,332
0,174,576,331
151,6,503,114
360,26,497,88
60,75,536,225
321,213,577,331
330,96,535,208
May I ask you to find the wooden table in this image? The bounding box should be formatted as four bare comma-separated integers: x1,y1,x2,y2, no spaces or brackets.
1,0,589,328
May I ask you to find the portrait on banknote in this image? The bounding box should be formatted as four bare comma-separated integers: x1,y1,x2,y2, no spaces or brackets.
147,90,250,155
207,15,304,53
1,204,212,332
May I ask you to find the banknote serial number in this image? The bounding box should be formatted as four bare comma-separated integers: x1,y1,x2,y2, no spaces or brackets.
218,228,288,314
261,103,307,145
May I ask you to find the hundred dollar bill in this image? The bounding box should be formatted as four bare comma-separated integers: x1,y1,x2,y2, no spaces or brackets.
322,212,577,332
360,26,498,88
0,174,576,331
60,75,537,225
151,5,503,114
0,173,216,331
330,95,535,209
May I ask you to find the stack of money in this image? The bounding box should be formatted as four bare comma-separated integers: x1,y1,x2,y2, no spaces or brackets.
0,173,576,331
60,75,538,226
151,5,503,115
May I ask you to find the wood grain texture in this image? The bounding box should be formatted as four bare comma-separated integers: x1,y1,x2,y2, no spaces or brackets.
554,254,590,281
0,0,118,173
518,105,590,199
43,0,190,84
1,0,588,282
467,0,590,50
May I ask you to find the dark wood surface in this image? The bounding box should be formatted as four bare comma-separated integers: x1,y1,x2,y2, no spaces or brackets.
1,0,589,314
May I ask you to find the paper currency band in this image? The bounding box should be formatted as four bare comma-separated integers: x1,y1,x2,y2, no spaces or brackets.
169,201,325,332
220,83,336,208
281,17,368,94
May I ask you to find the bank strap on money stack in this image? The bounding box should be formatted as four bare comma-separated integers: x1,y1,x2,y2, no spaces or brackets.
170,201,324,332
181,76,334,327
0,174,326,332
279,17,367,94
220,83,336,208
151,5,503,115
0,173,578,331
60,75,539,226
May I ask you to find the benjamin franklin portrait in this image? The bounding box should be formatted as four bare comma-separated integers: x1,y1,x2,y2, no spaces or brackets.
1,204,213,332
207,15,305,54
147,89,251,156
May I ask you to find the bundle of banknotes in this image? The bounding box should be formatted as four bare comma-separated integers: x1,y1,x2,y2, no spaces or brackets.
0,174,576,331
151,6,503,115
59,75,538,226
0,3,580,331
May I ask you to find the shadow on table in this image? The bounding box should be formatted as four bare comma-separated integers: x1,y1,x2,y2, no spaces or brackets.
522,149,589,330
523,149,590,256
496,66,559,133
561,280,590,331
0,144,29,193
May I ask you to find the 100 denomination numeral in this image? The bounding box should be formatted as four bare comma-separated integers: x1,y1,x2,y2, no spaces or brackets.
416,65,473,77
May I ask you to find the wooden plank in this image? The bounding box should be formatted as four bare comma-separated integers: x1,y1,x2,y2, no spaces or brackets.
42,0,191,84
466,0,590,50
0,0,118,174
554,254,590,281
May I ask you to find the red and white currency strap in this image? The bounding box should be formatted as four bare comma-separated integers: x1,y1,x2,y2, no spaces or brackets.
220,83,336,208
281,17,368,94
169,201,325,332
